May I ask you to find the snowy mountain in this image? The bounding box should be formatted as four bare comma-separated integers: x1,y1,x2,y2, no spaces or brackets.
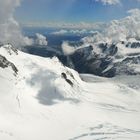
58,39,140,77
24,36,140,78
0,44,140,140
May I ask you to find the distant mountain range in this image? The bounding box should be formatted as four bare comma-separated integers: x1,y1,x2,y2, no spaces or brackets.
23,38,140,78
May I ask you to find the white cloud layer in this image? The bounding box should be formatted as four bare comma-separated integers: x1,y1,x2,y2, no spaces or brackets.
0,0,33,47
22,22,104,30
51,29,96,35
82,8,140,44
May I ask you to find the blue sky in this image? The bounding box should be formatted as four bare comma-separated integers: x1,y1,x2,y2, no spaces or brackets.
15,0,140,23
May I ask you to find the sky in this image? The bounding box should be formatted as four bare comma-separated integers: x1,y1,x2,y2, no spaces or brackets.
0,0,140,47
15,0,140,24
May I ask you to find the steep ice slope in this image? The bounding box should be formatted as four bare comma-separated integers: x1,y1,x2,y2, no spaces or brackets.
0,44,140,140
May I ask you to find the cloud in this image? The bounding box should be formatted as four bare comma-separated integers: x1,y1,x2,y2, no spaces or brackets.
22,21,104,30
35,33,48,46
105,8,140,41
95,0,140,5
61,41,76,55
0,0,33,47
52,30,68,35
82,8,140,44
127,8,140,16
51,29,95,35
95,0,120,5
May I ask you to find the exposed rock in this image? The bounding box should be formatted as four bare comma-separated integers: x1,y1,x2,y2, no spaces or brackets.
1,43,18,55
0,55,18,75
61,72,67,79
61,72,73,86
126,42,140,48
66,79,73,87
69,45,114,77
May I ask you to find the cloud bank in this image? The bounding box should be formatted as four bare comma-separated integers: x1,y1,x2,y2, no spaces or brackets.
82,8,140,44
51,29,97,35
0,0,33,47
22,22,105,30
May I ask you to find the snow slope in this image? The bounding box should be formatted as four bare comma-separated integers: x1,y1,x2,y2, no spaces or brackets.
0,44,140,140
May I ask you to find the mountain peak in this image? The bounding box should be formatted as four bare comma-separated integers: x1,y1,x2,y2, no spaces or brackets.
0,43,18,55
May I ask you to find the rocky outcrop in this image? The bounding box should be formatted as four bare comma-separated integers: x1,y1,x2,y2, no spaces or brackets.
0,54,18,74
61,72,73,86
126,42,140,48
3,43,18,55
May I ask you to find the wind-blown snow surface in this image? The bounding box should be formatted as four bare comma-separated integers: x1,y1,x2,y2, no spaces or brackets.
0,44,140,140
